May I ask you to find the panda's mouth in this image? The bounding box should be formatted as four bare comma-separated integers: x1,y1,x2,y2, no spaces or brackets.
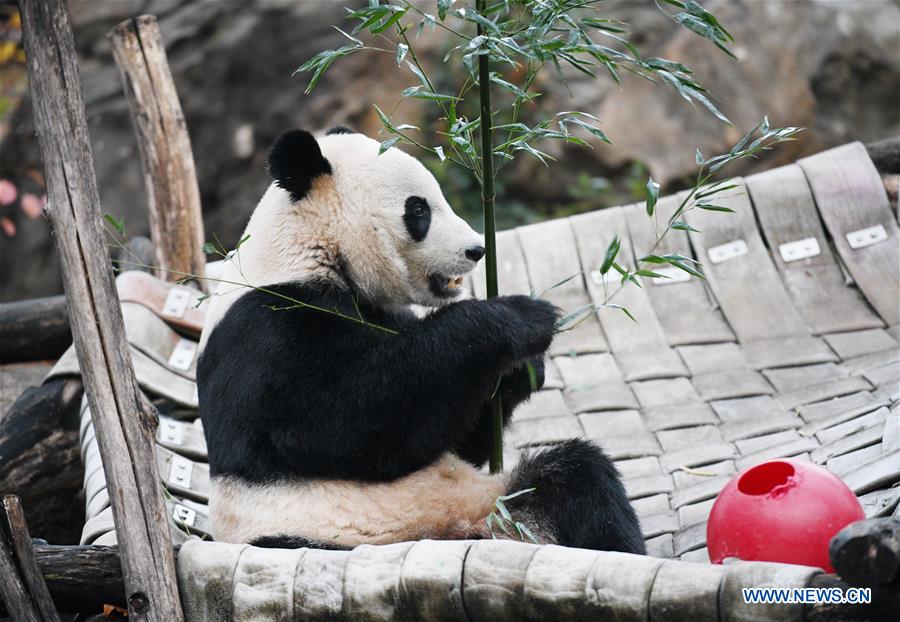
428,273,465,298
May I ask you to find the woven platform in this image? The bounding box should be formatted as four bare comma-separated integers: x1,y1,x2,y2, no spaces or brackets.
57,141,899,565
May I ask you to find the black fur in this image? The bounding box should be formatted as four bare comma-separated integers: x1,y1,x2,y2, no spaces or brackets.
266,129,332,202
200,281,644,552
250,534,349,550
452,356,543,466
508,440,646,554
200,283,558,482
326,126,355,135
403,196,432,242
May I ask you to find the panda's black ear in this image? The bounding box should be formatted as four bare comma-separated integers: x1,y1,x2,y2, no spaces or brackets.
326,126,355,135
267,129,332,202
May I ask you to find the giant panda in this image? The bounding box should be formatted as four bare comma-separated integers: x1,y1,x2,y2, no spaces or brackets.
197,127,645,554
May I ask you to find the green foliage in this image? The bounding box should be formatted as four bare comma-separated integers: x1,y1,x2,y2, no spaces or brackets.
295,1,800,473
300,1,741,178
486,488,538,543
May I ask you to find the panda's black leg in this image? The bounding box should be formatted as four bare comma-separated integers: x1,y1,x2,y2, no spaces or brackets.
452,356,545,467
249,534,349,551
505,439,646,554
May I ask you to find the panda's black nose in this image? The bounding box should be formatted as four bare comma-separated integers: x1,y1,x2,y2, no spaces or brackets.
465,245,485,262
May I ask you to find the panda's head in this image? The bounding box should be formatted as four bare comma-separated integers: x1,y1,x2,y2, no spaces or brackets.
265,127,484,307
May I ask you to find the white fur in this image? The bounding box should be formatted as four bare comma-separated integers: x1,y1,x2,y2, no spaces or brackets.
201,133,497,547
200,133,482,350
210,453,506,547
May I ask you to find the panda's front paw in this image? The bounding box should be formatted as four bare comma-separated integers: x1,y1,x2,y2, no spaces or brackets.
491,295,560,360
501,355,546,403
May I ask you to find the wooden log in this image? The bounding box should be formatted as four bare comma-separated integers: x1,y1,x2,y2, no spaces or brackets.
830,517,900,587
2,496,61,622
866,137,900,174
0,295,71,364
0,528,41,622
804,573,897,622
19,1,184,620
0,545,124,617
0,377,83,544
0,542,898,621
108,16,206,290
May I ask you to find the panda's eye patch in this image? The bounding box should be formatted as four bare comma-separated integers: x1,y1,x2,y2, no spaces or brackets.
404,196,432,242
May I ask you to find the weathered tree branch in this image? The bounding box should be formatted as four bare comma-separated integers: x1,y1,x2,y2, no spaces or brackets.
109,15,206,290
0,296,71,364
0,377,83,544
19,0,183,619
1,496,61,622
830,518,900,588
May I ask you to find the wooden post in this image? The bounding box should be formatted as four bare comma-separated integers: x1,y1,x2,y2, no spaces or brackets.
830,517,900,587
0,522,41,622
18,1,184,620
2,496,61,622
108,15,206,290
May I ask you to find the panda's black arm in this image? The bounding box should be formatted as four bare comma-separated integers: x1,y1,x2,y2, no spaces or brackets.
452,357,544,467
278,295,558,481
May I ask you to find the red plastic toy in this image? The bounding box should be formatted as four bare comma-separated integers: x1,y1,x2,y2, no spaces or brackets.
707,459,864,571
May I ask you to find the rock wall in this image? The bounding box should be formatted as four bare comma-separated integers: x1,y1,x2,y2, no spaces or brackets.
1,0,897,302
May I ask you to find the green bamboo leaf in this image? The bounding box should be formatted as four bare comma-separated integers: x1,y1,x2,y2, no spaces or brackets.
495,498,512,521
539,272,581,298
333,27,363,46
455,7,501,34
635,269,669,279
370,6,408,34
498,488,536,502
373,104,394,132
405,60,430,88
378,137,400,155
235,233,251,250
396,43,408,65
695,183,738,199
639,254,667,264
201,242,218,255
526,362,538,392
434,146,446,162
561,117,611,144
646,177,660,217
437,0,452,21
581,17,627,33
516,522,539,544
696,204,735,213
671,220,700,233
555,303,596,331
599,235,620,274
409,91,460,101
602,303,637,323
667,258,705,278
662,253,700,264
104,214,126,236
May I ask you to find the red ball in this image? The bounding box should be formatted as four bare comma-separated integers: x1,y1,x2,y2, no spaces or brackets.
707,459,864,571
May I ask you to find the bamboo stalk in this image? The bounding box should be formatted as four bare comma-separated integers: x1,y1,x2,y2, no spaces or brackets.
18,1,183,619
476,0,504,474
